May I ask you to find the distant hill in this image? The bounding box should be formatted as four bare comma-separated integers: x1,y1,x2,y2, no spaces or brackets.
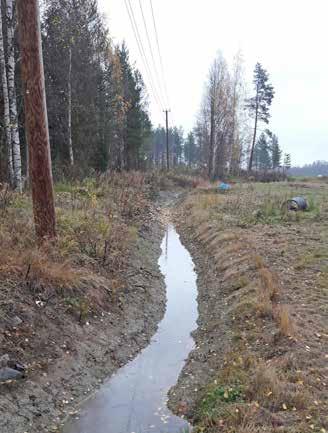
289,161,328,177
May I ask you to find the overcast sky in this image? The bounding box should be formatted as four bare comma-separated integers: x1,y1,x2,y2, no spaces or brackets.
98,0,328,166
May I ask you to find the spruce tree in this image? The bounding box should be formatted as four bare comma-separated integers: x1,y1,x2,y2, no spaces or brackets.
271,134,282,169
256,132,271,170
284,153,291,171
185,132,196,167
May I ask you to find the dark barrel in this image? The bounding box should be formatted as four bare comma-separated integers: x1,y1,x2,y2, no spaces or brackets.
287,196,308,211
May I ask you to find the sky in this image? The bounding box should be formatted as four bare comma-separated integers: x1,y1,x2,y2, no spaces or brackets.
98,0,328,166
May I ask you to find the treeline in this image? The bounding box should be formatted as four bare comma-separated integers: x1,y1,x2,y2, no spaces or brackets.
183,54,291,178
289,161,328,177
0,0,152,189
151,53,292,178
0,0,292,189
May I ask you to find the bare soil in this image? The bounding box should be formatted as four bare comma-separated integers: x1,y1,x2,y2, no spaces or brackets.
0,206,166,433
169,183,328,432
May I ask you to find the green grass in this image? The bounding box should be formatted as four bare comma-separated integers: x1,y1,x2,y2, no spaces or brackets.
212,182,327,228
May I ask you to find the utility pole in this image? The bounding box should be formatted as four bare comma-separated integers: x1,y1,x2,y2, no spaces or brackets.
17,0,56,240
164,109,170,170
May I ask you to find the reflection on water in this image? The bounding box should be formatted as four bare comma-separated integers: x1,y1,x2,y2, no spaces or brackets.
63,225,198,433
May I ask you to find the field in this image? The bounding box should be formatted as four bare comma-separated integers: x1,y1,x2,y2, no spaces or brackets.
170,180,328,433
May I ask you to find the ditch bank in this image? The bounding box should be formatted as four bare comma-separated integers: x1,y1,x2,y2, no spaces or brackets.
0,206,166,433
168,191,316,432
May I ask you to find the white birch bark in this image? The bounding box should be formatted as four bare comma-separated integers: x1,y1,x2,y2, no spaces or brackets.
0,2,13,184
6,0,22,191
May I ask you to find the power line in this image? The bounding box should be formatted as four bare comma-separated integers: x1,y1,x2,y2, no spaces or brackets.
124,0,163,113
149,0,170,108
138,0,167,109
124,0,165,119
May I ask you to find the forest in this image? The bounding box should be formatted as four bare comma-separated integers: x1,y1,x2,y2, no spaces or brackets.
289,160,328,177
0,0,292,192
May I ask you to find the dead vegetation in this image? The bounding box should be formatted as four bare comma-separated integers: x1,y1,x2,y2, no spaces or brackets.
174,180,328,433
0,173,151,301
0,172,172,385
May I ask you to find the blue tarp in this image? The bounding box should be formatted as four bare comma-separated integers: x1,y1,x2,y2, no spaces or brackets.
218,182,231,191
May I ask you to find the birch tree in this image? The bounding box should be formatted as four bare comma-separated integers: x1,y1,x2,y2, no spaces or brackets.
0,2,13,184
6,0,22,191
207,61,219,178
228,51,244,175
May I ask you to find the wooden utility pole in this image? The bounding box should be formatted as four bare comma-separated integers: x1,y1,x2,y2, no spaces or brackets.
17,0,56,240
164,109,170,170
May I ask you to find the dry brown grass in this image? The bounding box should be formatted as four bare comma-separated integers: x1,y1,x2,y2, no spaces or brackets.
222,241,244,255
198,193,223,210
276,304,295,337
258,267,280,301
253,254,265,269
0,173,154,310
256,296,273,318
178,183,328,433
247,363,309,412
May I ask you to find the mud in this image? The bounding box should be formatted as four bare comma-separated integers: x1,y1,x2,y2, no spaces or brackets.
63,224,198,433
168,187,328,431
167,221,233,420
0,209,166,433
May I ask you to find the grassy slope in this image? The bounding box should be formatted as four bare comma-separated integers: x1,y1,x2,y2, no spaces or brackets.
177,180,328,433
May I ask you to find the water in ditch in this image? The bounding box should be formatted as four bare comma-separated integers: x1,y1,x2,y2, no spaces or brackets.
63,225,198,433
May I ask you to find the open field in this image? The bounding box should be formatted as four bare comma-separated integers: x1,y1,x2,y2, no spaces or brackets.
170,180,328,433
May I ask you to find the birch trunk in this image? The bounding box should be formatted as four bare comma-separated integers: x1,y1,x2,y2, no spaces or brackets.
6,0,22,191
67,46,74,165
0,3,13,184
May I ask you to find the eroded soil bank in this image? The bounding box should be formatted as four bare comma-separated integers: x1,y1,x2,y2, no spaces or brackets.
0,206,166,433
169,185,328,433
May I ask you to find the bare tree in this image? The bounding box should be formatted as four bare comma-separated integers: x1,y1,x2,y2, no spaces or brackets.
6,0,22,191
0,2,13,184
17,0,56,240
207,53,230,179
67,46,74,165
207,61,218,178
228,51,245,175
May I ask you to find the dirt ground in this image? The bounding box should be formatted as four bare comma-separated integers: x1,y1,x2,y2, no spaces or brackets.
0,205,166,433
3,179,328,433
169,181,328,433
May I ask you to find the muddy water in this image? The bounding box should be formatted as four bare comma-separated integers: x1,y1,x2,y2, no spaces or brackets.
63,225,198,433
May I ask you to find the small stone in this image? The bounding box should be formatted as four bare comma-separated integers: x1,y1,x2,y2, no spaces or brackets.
0,354,10,368
10,316,23,327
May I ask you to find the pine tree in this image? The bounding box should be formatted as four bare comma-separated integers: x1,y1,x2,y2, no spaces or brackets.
246,63,274,171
